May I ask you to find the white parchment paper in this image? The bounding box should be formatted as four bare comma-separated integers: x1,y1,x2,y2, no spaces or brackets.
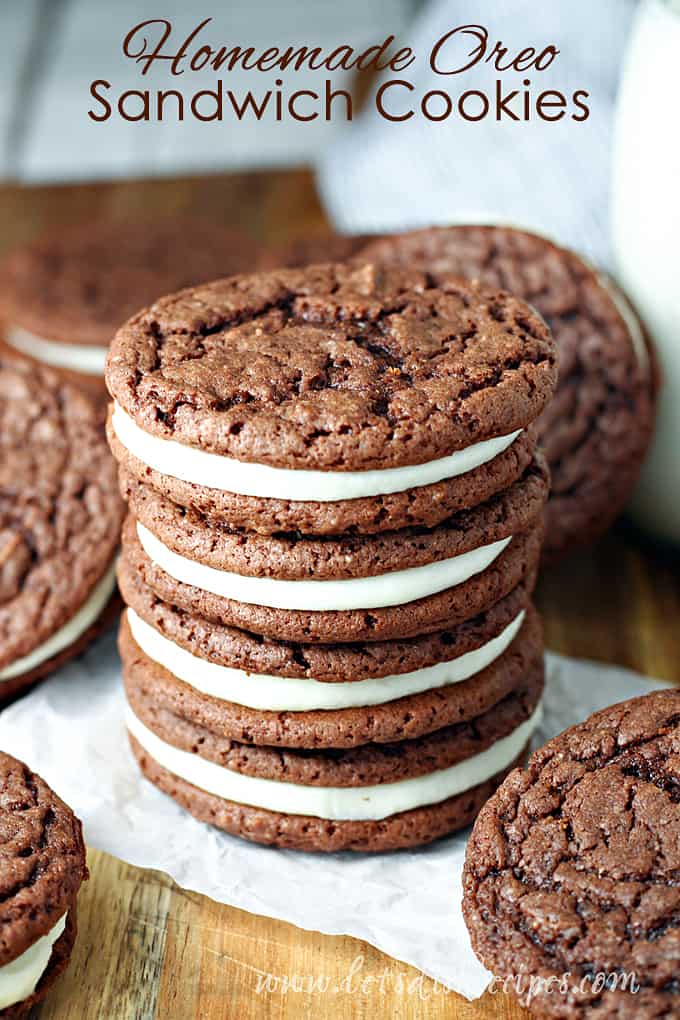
0,632,668,999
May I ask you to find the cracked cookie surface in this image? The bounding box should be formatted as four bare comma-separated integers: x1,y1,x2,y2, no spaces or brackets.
106,262,556,471
462,689,680,1020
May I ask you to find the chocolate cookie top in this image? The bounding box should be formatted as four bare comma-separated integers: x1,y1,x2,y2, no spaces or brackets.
106,262,556,471
0,357,123,671
462,689,680,1020
0,751,87,966
0,218,261,347
359,226,656,560
123,454,548,579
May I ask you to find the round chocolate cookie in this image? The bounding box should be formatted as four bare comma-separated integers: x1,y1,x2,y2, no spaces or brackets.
0,751,87,1017
127,666,543,852
120,514,542,644
462,689,680,1020
107,262,555,468
106,262,556,531
120,604,542,747
0,218,261,400
0,357,123,700
358,226,657,562
131,735,527,853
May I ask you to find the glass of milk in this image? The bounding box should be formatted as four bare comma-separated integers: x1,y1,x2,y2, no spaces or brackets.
612,0,680,545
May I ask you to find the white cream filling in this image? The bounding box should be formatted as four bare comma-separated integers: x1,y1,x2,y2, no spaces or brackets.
136,522,511,612
127,607,525,711
111,402,522,502
127,701,542,821
5,326,108,376
0,914,66,1011
0,563,117,682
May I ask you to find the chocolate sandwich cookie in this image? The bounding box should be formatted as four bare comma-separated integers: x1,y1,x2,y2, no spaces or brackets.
119,603,542,747
358,226,657,562
0,357,123,700
111,421,537,536
118,455,547,644
462,689,680,1020
118,560,533,684
127,664,544,852
122,455,548,580
0,218,261,401
0,752,87,1017
120,508,543,644
106,262,557,533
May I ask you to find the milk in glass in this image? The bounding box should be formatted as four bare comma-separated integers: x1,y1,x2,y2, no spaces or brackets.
612,0,680,543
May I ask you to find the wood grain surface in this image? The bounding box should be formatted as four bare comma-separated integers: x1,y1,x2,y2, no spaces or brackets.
0,170,676,1020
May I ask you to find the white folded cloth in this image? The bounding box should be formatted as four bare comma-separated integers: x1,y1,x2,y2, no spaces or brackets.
317,0,637,265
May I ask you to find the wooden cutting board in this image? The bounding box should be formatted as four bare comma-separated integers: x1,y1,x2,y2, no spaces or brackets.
1,170,677,1020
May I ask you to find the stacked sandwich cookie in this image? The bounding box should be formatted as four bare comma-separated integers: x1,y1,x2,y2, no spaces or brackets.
105,262,557,852
0,356,123,702
0,752,87,1018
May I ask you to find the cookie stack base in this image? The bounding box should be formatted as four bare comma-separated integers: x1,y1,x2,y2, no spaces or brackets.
124,656,543,852
115,458,547,850
130,735,529,852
